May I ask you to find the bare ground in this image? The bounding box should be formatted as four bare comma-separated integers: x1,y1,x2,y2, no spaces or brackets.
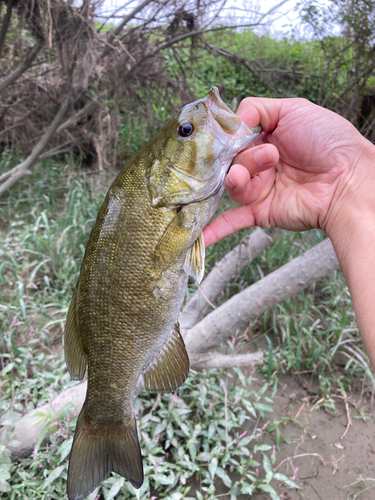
250,375,375,500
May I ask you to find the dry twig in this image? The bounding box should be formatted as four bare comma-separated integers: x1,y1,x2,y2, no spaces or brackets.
340,398,352,440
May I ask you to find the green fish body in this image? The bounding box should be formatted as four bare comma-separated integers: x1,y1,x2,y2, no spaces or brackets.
64,87,260,500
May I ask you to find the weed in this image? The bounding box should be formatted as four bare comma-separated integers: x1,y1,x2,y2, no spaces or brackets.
0,146,371,499
1,369,298,499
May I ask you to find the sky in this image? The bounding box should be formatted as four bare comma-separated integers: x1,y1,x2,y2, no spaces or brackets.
98,0,339,40
99,0,304,37
220,0,302,36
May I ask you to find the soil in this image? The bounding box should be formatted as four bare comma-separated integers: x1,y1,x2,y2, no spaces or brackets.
247,374,375,500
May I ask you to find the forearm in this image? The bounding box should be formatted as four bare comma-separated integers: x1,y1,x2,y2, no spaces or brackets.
327,142,375,367
331,220,375,366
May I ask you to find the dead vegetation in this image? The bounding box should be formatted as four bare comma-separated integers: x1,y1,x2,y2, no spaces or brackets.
1,0,375,197
0,0,287,197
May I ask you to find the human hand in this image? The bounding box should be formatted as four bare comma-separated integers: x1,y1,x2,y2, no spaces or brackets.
203,97,375,247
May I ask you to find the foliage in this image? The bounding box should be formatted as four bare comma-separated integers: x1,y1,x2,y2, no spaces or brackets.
0,365,299,499
0,152,105,413
174,30,326,102
0,145,371,498
2,2,375,497
299,0,375,139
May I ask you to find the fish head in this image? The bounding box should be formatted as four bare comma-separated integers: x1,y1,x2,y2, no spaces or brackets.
147,87,261,207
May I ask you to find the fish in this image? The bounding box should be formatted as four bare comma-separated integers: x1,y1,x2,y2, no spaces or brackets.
64,86,261,500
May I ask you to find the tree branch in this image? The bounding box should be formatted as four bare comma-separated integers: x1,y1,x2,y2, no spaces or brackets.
0,105,42,138
56,90,108,135
0,42,44,94
0,1,155,195
100,0,155,60
0,98,70,197
202,41,279,94
39,135,87,160
184,238,340,355
0,0,16,58
180,228,272,330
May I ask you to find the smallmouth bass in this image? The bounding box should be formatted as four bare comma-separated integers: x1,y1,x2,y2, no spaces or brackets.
64,87,260,500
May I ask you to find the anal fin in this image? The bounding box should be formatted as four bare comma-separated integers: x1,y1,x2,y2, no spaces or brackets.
143,323,189,393
64,288,87,380
183,232,205,283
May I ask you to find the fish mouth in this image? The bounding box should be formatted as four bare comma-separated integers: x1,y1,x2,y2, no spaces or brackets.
206,87,262,142
207,87,235,115
206,87,242,135
251,125,262,135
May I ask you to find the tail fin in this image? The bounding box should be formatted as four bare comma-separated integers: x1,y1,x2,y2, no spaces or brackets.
67,411,143,500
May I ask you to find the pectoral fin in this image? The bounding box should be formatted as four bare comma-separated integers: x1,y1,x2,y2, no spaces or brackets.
143,323,189,393
64,288,87,380
183,232,205,283
154,207,197,272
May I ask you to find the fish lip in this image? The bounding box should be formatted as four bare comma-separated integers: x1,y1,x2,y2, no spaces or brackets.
236,128,262,156
207,86,234,114
207,87,262,138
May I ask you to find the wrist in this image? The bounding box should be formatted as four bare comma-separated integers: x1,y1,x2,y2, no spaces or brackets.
325,136,375,250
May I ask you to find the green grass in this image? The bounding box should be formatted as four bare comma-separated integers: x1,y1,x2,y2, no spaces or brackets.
0,149,372,499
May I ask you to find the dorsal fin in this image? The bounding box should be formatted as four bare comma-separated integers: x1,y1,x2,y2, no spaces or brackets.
143,323,189,393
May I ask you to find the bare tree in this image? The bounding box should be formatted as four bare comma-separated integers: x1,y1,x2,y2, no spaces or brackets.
299,0,375,140
0,0,287,197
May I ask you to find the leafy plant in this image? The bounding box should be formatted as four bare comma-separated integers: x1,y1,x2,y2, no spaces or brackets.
1,369,299,500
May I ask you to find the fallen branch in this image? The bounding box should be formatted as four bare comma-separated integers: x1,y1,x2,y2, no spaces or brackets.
1,238,339,459
0,98,70,197
1,350,263,459
0,42,44,94
183,238,340,354
190,352,263,370
180,228,272,329
0,381,87,459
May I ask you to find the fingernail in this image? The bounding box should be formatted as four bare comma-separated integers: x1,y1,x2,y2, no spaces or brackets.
254,145,274,166
226,171,236,188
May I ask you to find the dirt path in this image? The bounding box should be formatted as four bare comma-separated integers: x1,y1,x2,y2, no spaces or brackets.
255,375,375,500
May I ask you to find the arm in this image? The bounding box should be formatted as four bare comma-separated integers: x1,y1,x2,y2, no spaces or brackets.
326,140,375,366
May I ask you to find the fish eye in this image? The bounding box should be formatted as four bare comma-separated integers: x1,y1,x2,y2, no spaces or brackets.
178,120,195,138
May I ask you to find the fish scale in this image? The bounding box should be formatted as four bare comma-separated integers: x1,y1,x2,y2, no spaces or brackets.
64,87,261,500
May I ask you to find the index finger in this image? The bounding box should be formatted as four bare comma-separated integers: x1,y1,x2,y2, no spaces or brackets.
203,205,257,248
